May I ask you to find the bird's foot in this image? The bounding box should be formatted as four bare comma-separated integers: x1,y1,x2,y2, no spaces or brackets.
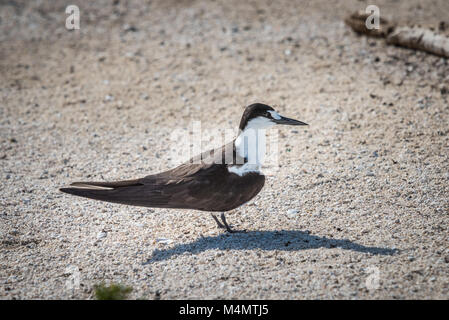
211,213,226,229
211,213,246,233
225,227,247,234
220,213,246,233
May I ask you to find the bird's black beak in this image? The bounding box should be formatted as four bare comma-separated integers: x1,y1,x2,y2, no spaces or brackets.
274,115,308,126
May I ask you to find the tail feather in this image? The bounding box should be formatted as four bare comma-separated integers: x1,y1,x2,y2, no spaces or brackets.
69,180,143,189
59,179,146,206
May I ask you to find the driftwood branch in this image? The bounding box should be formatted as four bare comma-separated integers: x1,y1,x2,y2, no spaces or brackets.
345,11,449,58
344,10,395,37
386,27,449,58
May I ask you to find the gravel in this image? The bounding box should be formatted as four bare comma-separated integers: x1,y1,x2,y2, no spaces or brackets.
0,0,448,299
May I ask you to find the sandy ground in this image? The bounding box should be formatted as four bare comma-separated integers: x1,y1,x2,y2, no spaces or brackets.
0,0,448,299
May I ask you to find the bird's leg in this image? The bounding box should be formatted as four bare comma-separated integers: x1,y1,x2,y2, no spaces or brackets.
210,213,225,229
220,212,246,233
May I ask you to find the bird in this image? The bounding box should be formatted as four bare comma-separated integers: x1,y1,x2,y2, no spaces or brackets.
60,103,308,232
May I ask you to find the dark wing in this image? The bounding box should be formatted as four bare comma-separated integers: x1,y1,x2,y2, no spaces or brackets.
59,162,207,208
60,141,264,211
60,162,264,211
141,162,265,211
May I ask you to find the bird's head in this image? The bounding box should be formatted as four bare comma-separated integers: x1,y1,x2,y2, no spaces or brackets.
239,103,308,131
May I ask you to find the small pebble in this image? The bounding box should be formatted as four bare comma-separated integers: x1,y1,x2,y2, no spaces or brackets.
97,231,107,239
287,209,299,218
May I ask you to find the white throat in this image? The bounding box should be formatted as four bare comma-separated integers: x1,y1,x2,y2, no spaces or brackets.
228,116,275,176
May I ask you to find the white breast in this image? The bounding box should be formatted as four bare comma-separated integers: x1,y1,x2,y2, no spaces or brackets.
228,163,260,176
228,116,275,176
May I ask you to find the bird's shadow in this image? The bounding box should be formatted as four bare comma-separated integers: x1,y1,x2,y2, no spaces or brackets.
145,230,398,264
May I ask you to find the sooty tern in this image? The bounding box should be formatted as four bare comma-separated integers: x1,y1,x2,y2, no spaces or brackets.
60,103,308,232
